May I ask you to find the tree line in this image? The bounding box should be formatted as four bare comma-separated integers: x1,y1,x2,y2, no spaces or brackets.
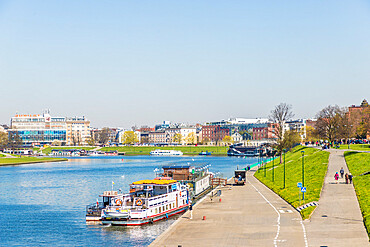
270,101,370,163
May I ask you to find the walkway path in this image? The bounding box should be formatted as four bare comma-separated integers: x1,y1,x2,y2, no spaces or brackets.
305,149,369,246
0,152,15,158
150,171,307,247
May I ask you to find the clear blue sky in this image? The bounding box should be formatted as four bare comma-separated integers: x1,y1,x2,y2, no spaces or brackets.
1,0,369,128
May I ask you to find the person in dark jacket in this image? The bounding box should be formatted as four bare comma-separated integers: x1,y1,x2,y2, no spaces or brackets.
340,167,344,178
348,173,353,184
189,202,193,219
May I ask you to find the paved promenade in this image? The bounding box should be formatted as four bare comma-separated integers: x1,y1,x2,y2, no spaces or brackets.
150,171,307,247
305,149,369,246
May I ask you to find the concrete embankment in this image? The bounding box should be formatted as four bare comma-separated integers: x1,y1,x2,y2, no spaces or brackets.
150,171,306,247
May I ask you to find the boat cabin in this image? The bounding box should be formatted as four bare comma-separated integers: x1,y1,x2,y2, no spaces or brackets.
161,163,211,199
126,179,184,208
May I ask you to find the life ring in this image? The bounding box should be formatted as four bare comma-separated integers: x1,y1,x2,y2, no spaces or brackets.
115,199,122,206
136,198,143,206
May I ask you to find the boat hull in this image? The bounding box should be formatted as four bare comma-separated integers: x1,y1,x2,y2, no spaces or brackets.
102,205,188,226
86,216,102,221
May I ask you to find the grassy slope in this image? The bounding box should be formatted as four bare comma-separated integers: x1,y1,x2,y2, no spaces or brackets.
0,157,67,166
254,146,329,219
100,146,229,155
338,144,370,151
344,151,370,238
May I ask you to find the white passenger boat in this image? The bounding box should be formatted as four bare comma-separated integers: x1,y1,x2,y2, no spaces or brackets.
101,179,189,226
150,150,183,156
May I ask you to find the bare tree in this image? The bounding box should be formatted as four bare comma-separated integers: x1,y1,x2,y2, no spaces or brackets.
8,131,23,151
0,131,8,150
269,103,295,163
96,127,110,145
315,105,346,145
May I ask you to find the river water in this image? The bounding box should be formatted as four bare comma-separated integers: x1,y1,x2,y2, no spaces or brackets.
0,155,257,246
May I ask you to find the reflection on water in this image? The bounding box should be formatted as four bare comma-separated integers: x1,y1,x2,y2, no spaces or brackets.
0,155,257,246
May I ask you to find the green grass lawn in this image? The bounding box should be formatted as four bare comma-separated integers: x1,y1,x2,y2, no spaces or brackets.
0,157,67,166
41,146,97,155
337,144,370,151
100,145,229,155
344,151,370,238
254,146,329,220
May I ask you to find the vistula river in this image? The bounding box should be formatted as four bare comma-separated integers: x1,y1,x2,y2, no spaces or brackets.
0,155,257,246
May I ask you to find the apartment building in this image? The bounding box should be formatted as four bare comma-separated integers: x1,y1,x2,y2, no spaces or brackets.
66,117,91,145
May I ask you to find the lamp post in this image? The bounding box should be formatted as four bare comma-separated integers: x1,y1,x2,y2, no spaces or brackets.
264,152,266,177
272,151,275,182
301,150,305,188
344,124,352,149
283,149,286,189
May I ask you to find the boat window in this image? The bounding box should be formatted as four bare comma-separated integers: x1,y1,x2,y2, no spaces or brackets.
159,207,162,213
155,208,158,214
166,205,168,210
163,206,165,211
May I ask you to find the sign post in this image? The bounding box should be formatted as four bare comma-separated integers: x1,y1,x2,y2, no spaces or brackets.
297,182,302,205
301,187,306,201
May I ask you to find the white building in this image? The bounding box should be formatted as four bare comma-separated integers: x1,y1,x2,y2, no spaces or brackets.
66,117,91,145
284,119,307,141
206,117,269,126
231,132,242,143
180,127,197,145
9,112,90,146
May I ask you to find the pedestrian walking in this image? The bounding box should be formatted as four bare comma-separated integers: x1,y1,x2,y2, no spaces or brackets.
340,167,344,178
189,201,193,220
345,173,349,184
349,173,353,184
334,172,339,183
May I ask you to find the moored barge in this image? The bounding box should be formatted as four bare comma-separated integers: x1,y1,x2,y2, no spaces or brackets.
101,179,189,226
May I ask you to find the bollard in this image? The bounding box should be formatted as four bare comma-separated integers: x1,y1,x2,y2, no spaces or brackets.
203,216,206,220
219,198,222,202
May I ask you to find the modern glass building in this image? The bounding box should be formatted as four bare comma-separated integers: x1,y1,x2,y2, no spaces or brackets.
8,130,67,146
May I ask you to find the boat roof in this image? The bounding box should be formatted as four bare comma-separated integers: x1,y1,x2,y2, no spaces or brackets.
162,164,192,169
162,163,210,169
132,179,177,185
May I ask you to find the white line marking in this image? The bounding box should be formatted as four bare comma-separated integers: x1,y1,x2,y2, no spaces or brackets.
287,210,293,213
279,210,285,213
248,181,281,247
300,220,308,247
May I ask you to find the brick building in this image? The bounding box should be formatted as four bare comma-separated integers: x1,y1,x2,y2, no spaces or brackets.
201,125,230,143
252,123,278,140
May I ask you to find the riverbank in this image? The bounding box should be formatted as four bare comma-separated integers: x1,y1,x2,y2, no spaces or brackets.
40,146,97,155
254,146,329,219
101,146,229,156
0,157,68,166
35,145,229,156
344,151,370,238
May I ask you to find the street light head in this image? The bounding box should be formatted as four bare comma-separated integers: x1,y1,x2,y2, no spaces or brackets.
301,151,305,154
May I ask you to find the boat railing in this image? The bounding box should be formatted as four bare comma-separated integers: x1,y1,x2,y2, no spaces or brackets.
86,204,105,214
210,177,227,187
